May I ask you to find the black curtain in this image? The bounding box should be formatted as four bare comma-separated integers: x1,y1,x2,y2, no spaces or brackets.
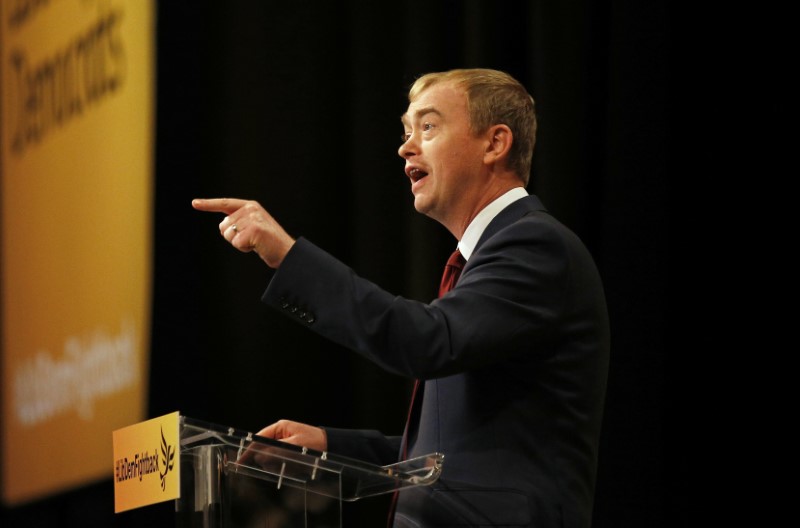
2,1,671,526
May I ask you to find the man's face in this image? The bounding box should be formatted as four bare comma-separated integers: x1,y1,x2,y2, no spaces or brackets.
399,82,489,229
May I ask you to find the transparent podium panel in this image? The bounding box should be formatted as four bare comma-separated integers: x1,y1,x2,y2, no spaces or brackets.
175,416,443,528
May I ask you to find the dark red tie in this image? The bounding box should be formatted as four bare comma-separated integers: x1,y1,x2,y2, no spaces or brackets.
388,248,465,527
438,248,466,298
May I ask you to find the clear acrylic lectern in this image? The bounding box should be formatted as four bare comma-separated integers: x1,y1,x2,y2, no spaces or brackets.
175,416,444,528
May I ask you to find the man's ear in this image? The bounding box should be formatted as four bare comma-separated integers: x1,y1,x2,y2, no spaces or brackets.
484,124,513,166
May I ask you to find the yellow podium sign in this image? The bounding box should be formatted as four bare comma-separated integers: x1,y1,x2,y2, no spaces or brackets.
112,412,180,513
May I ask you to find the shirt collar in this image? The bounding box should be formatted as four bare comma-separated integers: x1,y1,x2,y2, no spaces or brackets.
457,187,529,260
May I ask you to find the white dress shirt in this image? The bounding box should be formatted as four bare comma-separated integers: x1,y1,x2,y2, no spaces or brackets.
457,187,529,261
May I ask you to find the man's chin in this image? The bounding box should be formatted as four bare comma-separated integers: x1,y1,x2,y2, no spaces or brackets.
413,196,431,215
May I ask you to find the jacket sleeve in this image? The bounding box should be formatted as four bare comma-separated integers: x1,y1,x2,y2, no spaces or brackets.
262,211,584,380
323,427,401,466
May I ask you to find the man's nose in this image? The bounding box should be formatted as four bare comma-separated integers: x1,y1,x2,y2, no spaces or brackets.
398,135,417,158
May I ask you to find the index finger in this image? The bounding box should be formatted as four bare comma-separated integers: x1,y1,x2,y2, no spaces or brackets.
191,198,248,214
237,423,283,465
255,422,283,440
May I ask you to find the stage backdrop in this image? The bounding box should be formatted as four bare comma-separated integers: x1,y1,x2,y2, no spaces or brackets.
1,0,154,505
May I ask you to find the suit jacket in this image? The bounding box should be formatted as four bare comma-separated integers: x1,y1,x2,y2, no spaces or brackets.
262,194,610,528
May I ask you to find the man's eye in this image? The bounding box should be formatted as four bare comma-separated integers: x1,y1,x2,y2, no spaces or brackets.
401,123,434,143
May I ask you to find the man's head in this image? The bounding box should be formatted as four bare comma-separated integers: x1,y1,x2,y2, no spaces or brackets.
408,69,537,185
399,69,536,237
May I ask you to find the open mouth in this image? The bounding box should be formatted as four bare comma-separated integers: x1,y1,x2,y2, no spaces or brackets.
408,167,429,183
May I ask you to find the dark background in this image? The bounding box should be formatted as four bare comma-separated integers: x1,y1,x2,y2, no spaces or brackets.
2,0,671,526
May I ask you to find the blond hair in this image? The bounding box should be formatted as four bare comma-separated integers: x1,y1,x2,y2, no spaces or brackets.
409,69,537,185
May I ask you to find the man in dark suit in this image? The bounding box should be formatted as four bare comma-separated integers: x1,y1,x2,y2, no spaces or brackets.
193,68,609,527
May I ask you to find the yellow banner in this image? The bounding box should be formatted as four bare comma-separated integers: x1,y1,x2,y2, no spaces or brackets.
1,0,154,505
113,412,180,513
